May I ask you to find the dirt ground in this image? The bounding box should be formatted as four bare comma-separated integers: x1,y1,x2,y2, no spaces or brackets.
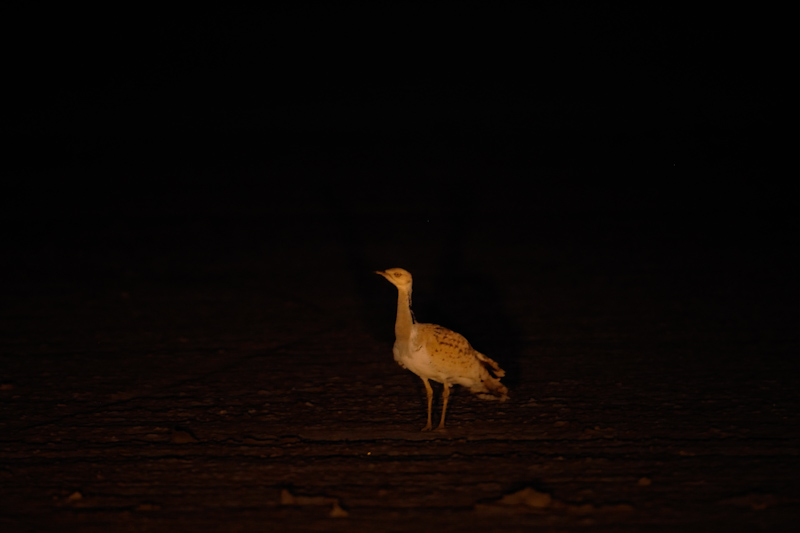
1,209,798,532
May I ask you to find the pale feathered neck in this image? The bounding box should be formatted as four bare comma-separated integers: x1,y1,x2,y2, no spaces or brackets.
394,285,416,340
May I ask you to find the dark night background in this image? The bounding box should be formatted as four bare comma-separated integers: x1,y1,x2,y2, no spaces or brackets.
3,5,798,531
6,5,784,218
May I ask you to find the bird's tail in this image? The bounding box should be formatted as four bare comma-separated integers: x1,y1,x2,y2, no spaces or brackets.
471,352,509,402
474,351,505,377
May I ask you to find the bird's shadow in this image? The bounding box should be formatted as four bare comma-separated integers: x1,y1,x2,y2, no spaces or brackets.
425,231,524,390
320,152,524,390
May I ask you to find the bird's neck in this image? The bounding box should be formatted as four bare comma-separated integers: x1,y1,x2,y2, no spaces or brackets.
394,287,416,341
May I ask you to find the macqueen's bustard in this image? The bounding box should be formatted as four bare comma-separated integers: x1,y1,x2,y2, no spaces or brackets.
376,268,508,431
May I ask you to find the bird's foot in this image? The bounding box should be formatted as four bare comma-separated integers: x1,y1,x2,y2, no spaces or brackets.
421,423,433,432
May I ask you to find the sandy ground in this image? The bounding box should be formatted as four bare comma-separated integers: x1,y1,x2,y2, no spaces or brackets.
1,210,798,532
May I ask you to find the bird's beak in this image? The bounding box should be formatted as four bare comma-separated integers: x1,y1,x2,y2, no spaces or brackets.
375,270,394,282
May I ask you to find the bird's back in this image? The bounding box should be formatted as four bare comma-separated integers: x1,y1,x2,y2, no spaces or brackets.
397,324,481,385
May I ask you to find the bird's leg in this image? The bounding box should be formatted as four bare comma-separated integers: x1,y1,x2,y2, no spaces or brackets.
436,383,451,431
421,378,433,431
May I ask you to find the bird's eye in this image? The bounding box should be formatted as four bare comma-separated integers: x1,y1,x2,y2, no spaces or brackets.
394,272,401,277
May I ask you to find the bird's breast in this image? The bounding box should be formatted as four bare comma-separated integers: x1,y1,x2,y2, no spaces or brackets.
392,338,443,381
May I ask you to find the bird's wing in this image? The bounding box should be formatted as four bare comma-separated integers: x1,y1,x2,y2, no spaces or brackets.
421,324,507,378
416,324,476,363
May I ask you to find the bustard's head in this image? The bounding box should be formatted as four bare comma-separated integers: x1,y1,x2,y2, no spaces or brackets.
375,268,413,290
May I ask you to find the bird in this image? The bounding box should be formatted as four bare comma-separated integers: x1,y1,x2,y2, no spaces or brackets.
375,268,508,431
